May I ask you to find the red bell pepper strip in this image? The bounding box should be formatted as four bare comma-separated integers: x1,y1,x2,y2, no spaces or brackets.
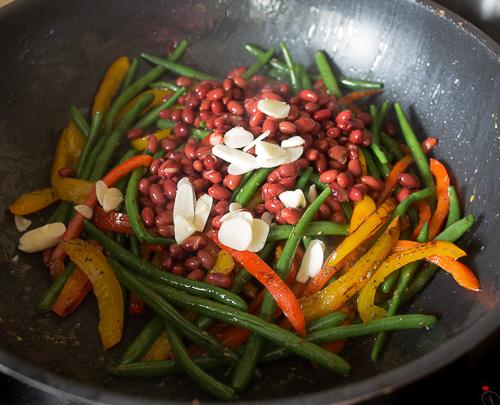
49,154,154,278
208,231,307,336
428,158,450,239
338,89,383,106
91,205,134,234
411,200,431,240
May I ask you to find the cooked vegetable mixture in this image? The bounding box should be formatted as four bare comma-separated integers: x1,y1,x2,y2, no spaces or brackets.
9,40,480,400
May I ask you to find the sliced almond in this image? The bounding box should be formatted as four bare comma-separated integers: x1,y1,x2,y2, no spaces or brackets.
218,217,253,251
194,194,213,232
14,215,31,232
18,222,66,253
255,139,287,161
279,189,307,208
308,184,319,203
176,176,191,189
229,203,242,212
246,218,270,252
281,135,306,148
224,127,254,149
102,187,124,212
74,205,94,219
173,182,196,223
227,163,257,176
212,144,259,169
256,145,304,168
243,130,270,152
95,180,108,205
174,215,196,244
257,99,290,119
296,239,326,283
220,209,253,225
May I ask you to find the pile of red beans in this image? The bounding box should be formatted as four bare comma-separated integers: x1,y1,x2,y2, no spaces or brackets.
126,65,392,285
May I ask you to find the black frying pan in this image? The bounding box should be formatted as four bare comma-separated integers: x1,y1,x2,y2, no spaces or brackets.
0,0,499,404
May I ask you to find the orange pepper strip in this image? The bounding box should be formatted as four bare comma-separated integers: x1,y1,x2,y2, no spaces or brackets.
49,154,153,281
410,200,431,240
428,158,450,240
9,187,59,216
357,240,468,322
61,239,124,348
299,215,401,323
394,137,437,156
391,240,479,291
208,232,306,336
338,89,383,106
92,56,131,115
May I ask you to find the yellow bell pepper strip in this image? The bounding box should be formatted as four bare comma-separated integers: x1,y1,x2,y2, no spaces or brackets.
141,330,172,362
323,197,398,268
61,239,124,349
428,158,450,240
115,88,172,123
357,147,368,177
205,249,236,277
92,56,131,115
9,187,59,216
130,128,172,151
299,215,401,323
391,240,479,291
50,122,94,205
357,240,467,323
349,195,376,232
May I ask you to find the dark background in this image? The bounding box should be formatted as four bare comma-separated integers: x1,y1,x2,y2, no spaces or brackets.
1,1,499,404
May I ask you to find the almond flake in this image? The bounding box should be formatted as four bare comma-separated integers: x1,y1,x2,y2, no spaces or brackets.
296,239,325,283
279,189,307,208
308,184,319,203
74,205,94,219
212,144,259,170
95,180,108,206
224,127,254,149
281,136,306,148
243,130,270,152
194,194,213,232
218,217,253,251
246,218,270,252
174,215,196,244
102,188,124,212
14,215,31,232
257,99,290,119
18,222,66,253
173,182,196,224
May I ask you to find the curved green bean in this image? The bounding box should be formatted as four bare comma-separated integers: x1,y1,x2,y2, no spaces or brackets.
267,221,349,241
315,50,342,99
69,104,90,139
36,262,76,313
232,167,273,206
242,46,275,80
120,314,165,365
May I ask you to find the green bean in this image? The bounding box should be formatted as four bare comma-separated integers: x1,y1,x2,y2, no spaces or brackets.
229,170,254,203
315,50,342,99
47,200,72,225
394,103,435,195
78,136,106,181
163,320,236,400
115,315,433,378
156,118,211,141
113,149,138,195
133,86,186,129
280,42,299,93
231,186,333,392
149,81,182,92
83,219,248,311
295,166,313,193
114,263,351,376
88,93,155,182
380,131,405,162
119,57,140,95
370,223,429,361
341,202,353,223
141,52,219,82
338,77,383,90
120,315,165,365
360,146,382,180
306,312,349,333
446,186,461,227
124,166,175,246
232,167,273,206
267,221,349,241
242,46,275,80
243,43,287,73
296,63,312,90
36,262,76,313
68,104,90,139
393,187,434,220
75,111,105,178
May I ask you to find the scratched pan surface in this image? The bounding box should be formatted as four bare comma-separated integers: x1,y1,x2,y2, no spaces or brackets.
0,0,499,404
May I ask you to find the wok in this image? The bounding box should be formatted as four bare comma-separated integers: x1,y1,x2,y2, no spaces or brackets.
0,0,499,404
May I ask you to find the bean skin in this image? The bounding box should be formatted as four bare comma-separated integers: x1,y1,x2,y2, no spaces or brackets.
197,250,216,270
399,173,420,189
149,183,167,206
360,175,385,192
205,273,234,288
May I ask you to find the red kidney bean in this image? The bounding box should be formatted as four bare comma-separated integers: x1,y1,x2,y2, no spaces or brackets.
138,196,155,208
262,117,278,137
211,214,224,228
161,138,177,152
335,110,352,123
299,89,319,103
205,88,224,101
149,183,167,206
233,76,248,89
325,195,342,212
264,198,284,214
399,173,421,189
294,117,315,133
192,178,210,193
158,108,172,120
184,138,199,160
150,157,164,175
158,224,175,238
162,179,177,200
351,118,365,130
382,121,397,137
141,206,155,227
327,145,348,164
279,177,296,189
126,128,144,140
57,167,76,178
205,273,233,288
185,256,201,271
329,182,348,202
184,268,204,281
347,187,365,202
296,158,309,170
171,109,182,122
202,169,223,184
396,187,413,202
356,112,373,126
278,121,296,134
155,210,173,226
346,143,359,160
158,160,181,178
160,251,173,271
304,102,320,113
208,184,232,200
347,158,363,178
319,169,339,184
222,173,242,191
147,134,159,153
360,175,385,191
215,199,230,215
196,250,216,272
175,76,193,88
318,202,331,220
195,145,213,160
337,171,355,188
314,154,328,174
278,162,300,178
305,148,320,161
287,105,300,121
267,169,282,183
173,122,189,137
313,109,332,121
249,110,265,127
171,265,187,277
202,155,219,171
349,129,363,144
361,130,372,146
181,107,196,125
185,94,201,109
326,127,342,139
226,100,244,116
210,100,225,115
321,119,335,130
261,183,287,200
254,203,267,216
182,235,207,252
274,209,287,225
336,120,355,132
222,78,234,91
281,207,303,225
193,159,204,172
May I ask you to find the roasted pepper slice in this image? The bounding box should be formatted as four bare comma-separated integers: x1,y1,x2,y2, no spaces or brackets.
93,56,131,115
9,187,59,216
